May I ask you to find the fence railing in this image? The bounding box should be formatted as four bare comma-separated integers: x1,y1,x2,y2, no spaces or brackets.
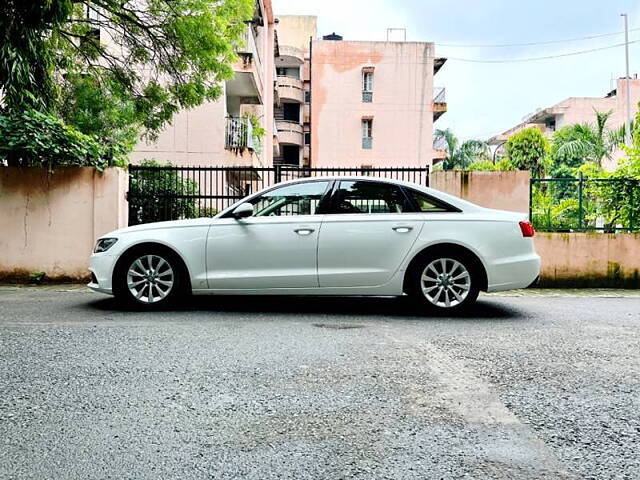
530,175,640,232
127,165,430,225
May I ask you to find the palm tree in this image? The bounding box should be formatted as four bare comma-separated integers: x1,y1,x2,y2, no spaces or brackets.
553,109,632,168
434,128,490,170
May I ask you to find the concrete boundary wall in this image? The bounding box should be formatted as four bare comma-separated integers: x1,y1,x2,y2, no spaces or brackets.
0,167,128,281
430,170,530,214
0,167,638,287
536,233,640,288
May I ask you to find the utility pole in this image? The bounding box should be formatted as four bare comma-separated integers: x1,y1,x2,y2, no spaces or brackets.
621,13,632,146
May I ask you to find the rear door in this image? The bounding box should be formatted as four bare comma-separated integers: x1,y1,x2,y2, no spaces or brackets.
317,180,424,287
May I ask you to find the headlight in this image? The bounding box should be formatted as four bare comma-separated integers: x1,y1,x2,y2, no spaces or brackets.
94,237,118,253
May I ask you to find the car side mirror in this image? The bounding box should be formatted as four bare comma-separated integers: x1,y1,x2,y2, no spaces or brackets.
232,202,254,219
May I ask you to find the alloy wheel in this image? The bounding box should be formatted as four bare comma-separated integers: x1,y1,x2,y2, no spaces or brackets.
420,258,471,308
126,254,174,304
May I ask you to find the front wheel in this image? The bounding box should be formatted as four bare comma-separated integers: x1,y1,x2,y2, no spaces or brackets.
113,248,185,308
408,254,480,312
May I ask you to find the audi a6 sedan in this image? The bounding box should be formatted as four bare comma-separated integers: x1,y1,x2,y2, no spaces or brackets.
88,177,540,311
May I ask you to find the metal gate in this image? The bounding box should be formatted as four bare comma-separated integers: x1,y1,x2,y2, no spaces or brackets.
127,165,430,226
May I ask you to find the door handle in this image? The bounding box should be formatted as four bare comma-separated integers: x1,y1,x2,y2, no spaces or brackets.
392,226,413,233
294,227,315,236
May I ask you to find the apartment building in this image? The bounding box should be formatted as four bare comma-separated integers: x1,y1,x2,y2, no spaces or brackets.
272,15,316,167
131,0,277,168
488,77,640,169
131,9,448,170
275,16,448,168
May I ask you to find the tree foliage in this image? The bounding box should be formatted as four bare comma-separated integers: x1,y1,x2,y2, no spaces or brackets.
0,0,253,166
434,128,490,170
0,109,110,169
466,158,515,172
505,127,550,178
551,110,626,169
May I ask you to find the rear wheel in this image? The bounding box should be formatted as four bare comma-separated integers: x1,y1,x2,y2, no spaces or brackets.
408,254,480,312
113,247,186,308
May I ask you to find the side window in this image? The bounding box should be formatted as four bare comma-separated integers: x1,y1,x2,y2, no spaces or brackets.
331,181,410,214
250,181,330,217
408,189,453,212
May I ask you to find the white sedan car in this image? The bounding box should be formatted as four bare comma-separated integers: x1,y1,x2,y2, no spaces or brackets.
89,177,540,311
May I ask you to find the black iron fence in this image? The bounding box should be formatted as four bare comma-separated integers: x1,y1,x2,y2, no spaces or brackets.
127,165,430,225
530,175,640,232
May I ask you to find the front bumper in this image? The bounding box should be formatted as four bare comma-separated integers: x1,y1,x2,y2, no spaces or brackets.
87,252,118,295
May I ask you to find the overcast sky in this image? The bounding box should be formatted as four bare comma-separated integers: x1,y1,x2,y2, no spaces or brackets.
272,0,640,140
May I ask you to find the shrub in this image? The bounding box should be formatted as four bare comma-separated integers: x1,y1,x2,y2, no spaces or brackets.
506,127,550,177
128,159,200,224
466,158,515,171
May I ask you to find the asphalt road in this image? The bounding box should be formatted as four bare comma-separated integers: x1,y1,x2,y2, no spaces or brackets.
1,288,639,479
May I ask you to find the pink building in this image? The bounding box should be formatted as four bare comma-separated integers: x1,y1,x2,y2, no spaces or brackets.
489,77,640,170
132,11,448,170
309,38,447,168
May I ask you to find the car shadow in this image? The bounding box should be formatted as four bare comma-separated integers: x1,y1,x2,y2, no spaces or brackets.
87,295,523,320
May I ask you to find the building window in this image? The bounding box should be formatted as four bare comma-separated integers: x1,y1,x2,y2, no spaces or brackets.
304,90,311,103
283,103,300,122
277,66,301,79
362,70,373,102
304,132,311,145
362,119,373,149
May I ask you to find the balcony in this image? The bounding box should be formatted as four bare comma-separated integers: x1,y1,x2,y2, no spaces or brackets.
273,118,280,157
225,117,256,151
277,45,305,65
433,134,448,161
434,57,447,75
228,26,264,103
275,120,304,146
433,87,447,121
277,75,304,103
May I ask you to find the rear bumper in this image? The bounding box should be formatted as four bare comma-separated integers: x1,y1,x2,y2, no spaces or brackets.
486,253,541,293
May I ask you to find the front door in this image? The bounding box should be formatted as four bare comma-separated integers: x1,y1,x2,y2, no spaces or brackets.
206,180,331,289
317,180,423,287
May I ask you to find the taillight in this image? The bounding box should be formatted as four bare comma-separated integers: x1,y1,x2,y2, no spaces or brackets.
519,221,535,237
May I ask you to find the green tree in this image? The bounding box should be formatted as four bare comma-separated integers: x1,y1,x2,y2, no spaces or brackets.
0,0,253,165
434,128,490,170
551,110,627,169
505,127,550,178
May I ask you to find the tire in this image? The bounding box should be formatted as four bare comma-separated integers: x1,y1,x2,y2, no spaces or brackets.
113,246,187,309
407,252,480,313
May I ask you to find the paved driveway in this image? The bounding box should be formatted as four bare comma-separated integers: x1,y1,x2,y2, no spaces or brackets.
1,287,639,479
